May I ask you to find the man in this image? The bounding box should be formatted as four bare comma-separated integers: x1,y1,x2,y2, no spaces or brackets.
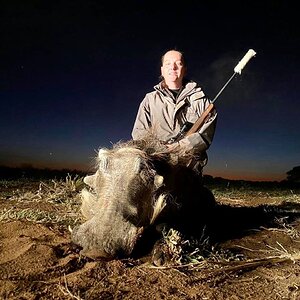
132,49,217,175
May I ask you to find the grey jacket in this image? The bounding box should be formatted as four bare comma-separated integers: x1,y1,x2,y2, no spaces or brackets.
132,80,217,167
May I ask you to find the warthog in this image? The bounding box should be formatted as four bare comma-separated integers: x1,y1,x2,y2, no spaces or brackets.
71,137,214,259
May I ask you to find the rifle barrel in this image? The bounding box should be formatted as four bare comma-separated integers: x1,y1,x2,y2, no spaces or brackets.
211,72,236,104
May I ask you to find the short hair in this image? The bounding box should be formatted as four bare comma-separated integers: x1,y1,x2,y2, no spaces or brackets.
160,49,186,67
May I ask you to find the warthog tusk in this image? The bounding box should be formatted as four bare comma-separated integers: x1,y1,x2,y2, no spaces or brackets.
150,194,167,224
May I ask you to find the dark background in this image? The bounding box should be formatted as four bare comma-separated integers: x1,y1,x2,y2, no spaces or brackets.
1,0,299,181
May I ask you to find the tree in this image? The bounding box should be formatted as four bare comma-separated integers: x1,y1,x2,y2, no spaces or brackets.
286,166,300,182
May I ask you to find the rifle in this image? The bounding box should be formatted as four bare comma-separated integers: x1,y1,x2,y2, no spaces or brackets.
167,49,256,144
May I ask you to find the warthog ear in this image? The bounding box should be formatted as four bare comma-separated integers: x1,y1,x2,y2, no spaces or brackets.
98,148,109,171
154,175,164,188
98,148,109,156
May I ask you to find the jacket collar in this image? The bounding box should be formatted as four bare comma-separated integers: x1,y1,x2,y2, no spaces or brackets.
154,79,197,103
154,79,197,94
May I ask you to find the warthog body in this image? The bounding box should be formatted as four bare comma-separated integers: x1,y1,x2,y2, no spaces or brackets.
72,137,214,259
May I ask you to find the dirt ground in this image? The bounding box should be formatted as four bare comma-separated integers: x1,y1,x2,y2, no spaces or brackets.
1,179,300,300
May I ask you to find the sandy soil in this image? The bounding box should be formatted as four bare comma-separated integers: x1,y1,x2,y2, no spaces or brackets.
1,180,300,300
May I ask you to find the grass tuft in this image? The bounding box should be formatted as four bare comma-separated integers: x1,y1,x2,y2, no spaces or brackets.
0,175,84,226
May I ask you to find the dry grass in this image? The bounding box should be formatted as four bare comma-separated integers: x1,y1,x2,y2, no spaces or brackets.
58,275,83,300
8,174,84,204
211,186,300,206
261,216,300,239
0,175,84,226
148,215,300,277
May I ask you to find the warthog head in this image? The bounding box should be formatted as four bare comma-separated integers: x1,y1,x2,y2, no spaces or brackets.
71,138,180,259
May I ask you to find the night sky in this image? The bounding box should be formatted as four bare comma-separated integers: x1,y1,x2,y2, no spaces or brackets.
1,1,299,181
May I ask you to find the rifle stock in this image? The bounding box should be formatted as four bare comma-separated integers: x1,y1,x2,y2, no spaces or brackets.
166,102,215,144
184,102,215,137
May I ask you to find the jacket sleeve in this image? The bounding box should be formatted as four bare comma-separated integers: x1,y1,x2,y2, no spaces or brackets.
131,96,152,140
178,105,217,154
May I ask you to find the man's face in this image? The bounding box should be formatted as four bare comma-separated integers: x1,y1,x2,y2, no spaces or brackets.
161,51,186,85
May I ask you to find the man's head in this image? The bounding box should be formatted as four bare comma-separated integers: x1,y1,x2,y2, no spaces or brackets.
161,50,187,89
